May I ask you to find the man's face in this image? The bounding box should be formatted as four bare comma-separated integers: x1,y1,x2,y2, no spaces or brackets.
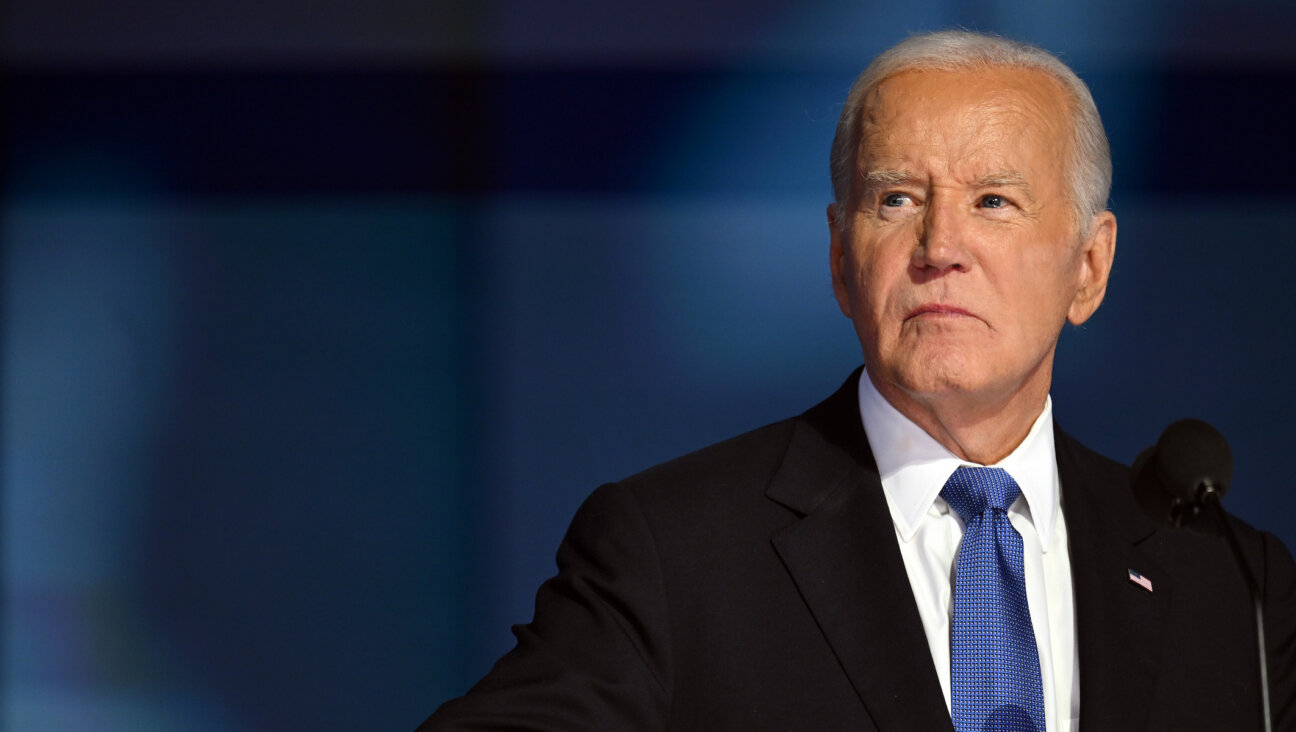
830,67,1115,421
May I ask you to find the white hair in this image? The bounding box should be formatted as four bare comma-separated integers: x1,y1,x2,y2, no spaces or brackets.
829,30,1111,232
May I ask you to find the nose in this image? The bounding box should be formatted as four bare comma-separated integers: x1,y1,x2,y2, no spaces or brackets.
911,196,970,273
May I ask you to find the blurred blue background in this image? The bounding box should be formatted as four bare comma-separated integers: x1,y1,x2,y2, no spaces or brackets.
4,1,1296,729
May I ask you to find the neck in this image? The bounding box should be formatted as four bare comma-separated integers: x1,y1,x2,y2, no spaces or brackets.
868,371,1050,465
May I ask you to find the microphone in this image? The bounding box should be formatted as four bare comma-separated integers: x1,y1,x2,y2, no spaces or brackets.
1131,419,1270,731
1131,418,1233,531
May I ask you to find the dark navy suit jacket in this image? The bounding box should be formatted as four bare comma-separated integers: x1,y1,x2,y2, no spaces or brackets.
422,371,1296,730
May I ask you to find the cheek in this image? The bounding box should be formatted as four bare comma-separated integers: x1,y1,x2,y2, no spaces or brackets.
848,237,909,305
849,264,902,337
1011,256,1082,337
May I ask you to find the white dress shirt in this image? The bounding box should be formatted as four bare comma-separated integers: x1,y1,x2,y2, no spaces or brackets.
856,370,1079,732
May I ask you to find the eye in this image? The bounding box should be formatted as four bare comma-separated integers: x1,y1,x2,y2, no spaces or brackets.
979,194,1008,209
882,193,913,207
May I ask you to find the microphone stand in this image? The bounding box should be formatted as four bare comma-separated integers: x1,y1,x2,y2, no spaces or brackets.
1199,488,1272,732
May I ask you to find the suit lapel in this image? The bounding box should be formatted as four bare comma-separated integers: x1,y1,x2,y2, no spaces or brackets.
1055,428,1169,732
771,375,1172,731
768,374,953,732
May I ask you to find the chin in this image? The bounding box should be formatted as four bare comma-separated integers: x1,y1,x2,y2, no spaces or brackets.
902,375,983,403
903,348,982,389
887,354,1010,407
877,364,972,401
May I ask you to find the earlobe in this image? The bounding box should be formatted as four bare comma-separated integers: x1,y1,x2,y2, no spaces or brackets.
1067,211,1117,326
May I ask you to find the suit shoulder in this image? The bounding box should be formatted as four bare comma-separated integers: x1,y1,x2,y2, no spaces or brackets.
615,417,799,501
1055,426,1131,485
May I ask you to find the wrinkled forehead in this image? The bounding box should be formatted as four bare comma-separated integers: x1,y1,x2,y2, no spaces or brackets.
855,67,1074,174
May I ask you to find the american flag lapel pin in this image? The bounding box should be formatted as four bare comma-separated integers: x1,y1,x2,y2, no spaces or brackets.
1128,568,1153,592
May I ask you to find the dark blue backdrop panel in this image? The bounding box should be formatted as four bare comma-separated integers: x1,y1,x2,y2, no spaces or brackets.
3,203,472,730
1054,201,1296,533
470,195,862,664
5,15,1296,731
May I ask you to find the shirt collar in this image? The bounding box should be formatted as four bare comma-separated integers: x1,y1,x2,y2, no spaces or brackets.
856,367,1061,550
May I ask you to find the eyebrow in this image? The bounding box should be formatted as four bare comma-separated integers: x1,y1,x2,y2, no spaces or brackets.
859,168,1039,203
976,171,1029,187
861,169,1033,187
861,168,911,185
976,171,1036,203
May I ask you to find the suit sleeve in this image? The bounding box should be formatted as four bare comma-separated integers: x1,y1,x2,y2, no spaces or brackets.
417,482,673,731
1263,530,1296,731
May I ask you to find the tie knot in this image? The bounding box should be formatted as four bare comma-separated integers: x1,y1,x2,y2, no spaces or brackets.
940,466,1021,522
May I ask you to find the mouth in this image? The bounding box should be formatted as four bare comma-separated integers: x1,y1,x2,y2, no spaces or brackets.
905,304,977,321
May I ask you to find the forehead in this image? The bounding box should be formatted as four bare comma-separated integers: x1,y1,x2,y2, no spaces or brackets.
856,67,1072,179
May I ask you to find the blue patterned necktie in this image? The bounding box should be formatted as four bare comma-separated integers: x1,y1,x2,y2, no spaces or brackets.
941,466,1045,732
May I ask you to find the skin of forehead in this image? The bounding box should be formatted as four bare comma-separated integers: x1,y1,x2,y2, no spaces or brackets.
853,67,1074,194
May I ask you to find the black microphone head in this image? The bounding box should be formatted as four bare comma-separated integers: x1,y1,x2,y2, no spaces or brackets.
1153,418,1233,503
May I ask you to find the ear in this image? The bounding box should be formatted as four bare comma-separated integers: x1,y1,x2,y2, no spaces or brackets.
828,204,854,318
1067,211,1117,326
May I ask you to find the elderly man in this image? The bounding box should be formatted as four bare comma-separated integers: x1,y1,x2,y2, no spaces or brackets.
420,31,1296,731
